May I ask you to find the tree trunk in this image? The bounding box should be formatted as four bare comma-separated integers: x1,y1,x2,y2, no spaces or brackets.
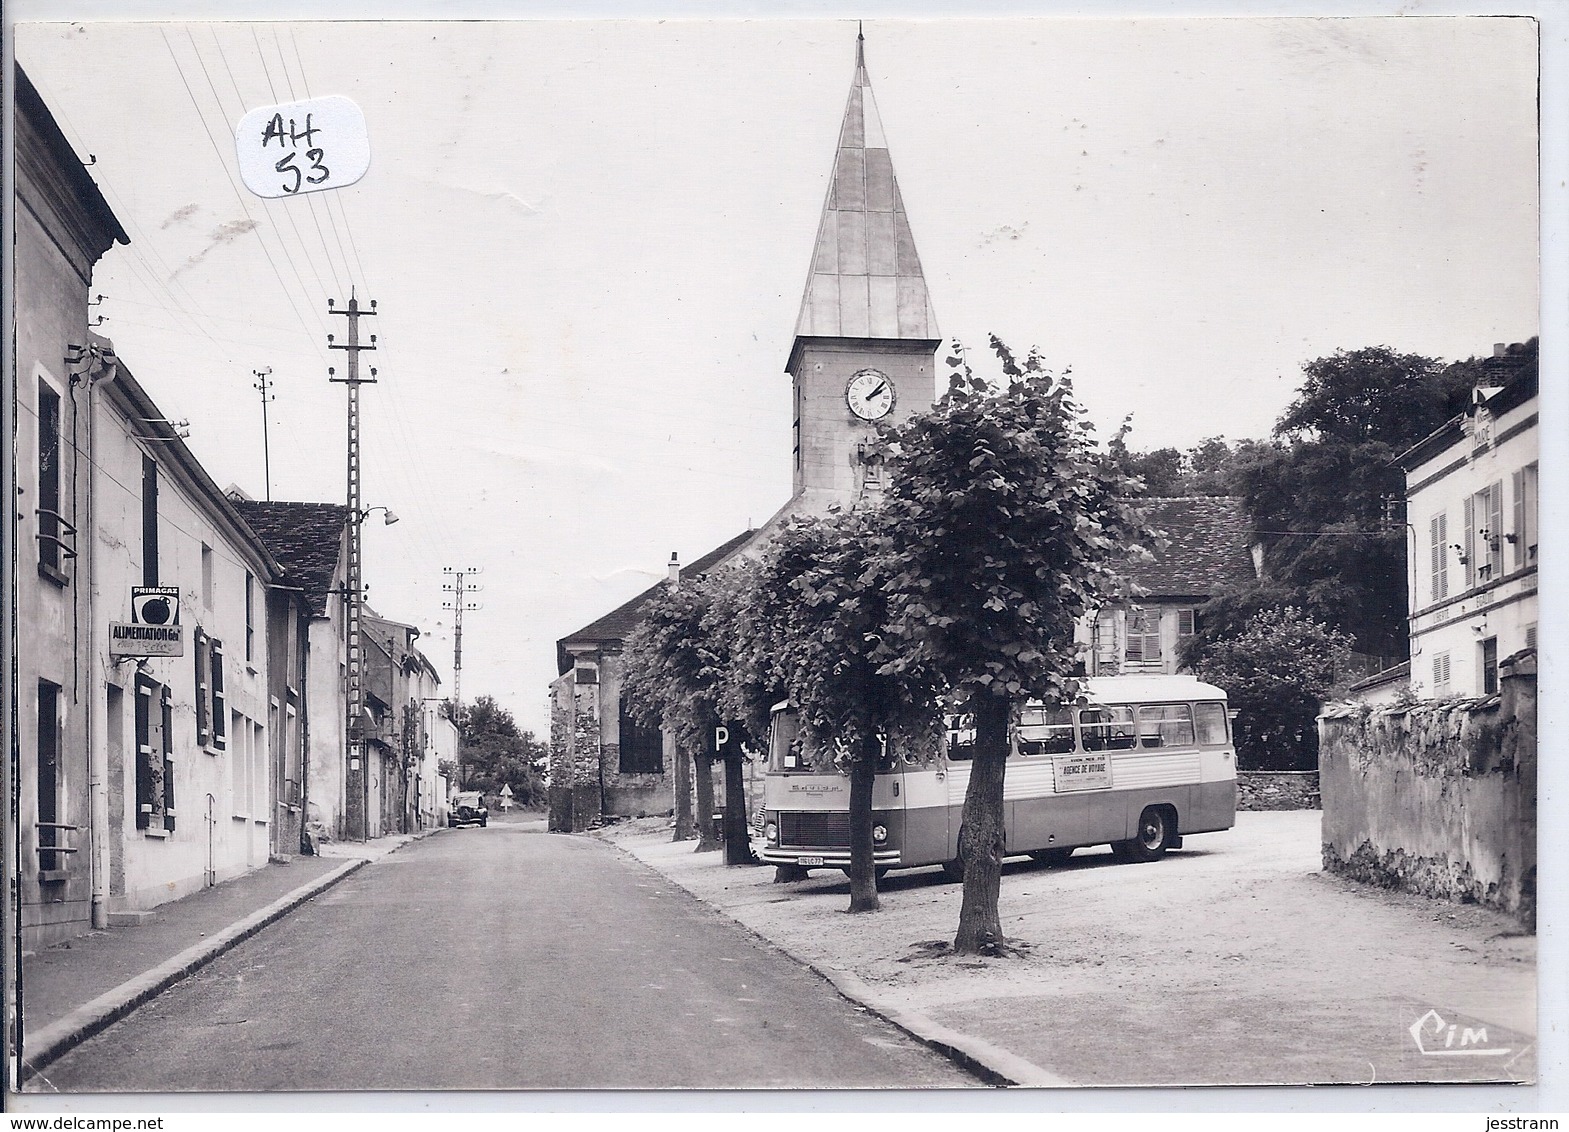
694,754,721,851
722,755,754,865
953,695,1010,954
672,744,694,842
846,747,879,912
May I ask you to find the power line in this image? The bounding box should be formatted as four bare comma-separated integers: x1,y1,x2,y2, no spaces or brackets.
160,27,323,350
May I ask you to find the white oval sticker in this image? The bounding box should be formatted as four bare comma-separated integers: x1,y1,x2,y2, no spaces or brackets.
235,95,370,199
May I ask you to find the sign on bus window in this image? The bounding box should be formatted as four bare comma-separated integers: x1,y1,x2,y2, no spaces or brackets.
1194,702,1229,745
1017,706,1076,755
1080,705,1137,751
1136,703,1195,748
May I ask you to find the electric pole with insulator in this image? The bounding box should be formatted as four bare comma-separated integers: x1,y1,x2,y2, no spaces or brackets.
329,292,377,840
441,565,482,788
253,367,275,500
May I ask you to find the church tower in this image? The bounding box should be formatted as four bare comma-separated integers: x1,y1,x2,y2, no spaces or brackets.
788,32,941,508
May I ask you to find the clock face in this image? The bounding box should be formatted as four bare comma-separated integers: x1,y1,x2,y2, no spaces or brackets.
846,369,895,421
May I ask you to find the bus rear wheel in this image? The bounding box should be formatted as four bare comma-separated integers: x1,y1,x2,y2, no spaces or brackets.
1118,806,1174,863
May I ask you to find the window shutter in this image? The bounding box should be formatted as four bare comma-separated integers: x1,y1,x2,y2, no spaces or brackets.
1512,470,1527,571
1462,495,1476,589
1430,513,1447,602
193,628,210,747
1487,481,1504,578
135,680,154,830
161,685,176,832
1177,609,1195,637
210,638,227,751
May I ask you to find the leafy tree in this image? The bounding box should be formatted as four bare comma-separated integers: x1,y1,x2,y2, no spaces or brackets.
732,515,937,911
871,337,1153,954
447,696,547,806
1190,607,1351,770
622,572,752,859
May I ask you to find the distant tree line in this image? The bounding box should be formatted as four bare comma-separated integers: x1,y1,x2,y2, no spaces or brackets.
441,696,547,807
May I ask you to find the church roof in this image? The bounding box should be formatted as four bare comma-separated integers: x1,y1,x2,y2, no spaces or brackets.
556,527,760,673
1122,496,1259,600
793,34,939,345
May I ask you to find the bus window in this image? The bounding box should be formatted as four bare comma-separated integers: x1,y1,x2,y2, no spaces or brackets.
1136,703,1195,748
769,709,802,772
1080,705,1136,751
944,714,975,762
1017,706,1076,755
1195,702,1229,745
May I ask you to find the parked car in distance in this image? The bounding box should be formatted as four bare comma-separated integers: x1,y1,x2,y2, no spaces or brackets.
449,790,489,828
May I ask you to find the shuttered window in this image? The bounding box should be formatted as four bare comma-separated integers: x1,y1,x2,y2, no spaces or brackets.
1429,513,1448,602
135,675,175,832
1125,608,1162,667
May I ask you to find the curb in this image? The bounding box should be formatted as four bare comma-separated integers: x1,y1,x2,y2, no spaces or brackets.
812,965,1073,1088
597,833,1069,1089
21,856,368,1081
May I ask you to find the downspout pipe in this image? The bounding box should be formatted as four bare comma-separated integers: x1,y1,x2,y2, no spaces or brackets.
81,346,115,930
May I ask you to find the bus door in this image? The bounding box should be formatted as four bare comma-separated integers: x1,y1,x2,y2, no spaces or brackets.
1011,705,1088,853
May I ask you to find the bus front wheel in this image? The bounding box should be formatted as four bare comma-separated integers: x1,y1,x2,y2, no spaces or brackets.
1118,807,1174,863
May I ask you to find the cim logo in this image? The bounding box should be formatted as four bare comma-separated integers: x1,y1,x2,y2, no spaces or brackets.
1408,1009,1512,1057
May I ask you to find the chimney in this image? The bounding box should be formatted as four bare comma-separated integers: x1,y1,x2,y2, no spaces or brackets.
667,552,681,588
1494,342,1507,357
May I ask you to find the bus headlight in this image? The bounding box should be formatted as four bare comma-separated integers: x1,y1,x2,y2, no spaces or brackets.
872,823,888,844
765,821,779,844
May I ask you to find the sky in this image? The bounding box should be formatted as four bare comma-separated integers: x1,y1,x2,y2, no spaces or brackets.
11,11,1542,738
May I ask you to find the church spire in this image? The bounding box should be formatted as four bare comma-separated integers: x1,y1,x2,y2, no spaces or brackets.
793,30,938,346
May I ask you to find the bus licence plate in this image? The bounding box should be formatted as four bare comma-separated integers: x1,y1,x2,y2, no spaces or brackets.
799,856,825,866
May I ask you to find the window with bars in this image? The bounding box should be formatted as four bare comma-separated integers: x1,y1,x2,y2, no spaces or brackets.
37,681,63,873
37,379,73,582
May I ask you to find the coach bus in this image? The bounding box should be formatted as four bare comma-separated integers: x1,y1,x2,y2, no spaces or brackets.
757,675,1236,877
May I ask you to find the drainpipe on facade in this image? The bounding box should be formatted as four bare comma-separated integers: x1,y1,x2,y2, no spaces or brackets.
82,347,115,930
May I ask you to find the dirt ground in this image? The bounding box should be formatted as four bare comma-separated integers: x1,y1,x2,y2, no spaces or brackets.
600,811,1536,1088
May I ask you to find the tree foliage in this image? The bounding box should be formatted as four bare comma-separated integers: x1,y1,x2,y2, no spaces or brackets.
448,696,547,806
622,576,724,850
731,514,938,911
870,336,1154,953
1190,607,1351,771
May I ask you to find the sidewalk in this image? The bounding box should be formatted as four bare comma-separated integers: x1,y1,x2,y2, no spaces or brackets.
600,812,1537,1089
19,828,435,1079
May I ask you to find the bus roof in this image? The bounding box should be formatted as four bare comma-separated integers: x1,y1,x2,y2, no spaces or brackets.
1081,674,1228,704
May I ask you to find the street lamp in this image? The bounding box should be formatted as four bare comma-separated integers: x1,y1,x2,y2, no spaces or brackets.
355,506,400,526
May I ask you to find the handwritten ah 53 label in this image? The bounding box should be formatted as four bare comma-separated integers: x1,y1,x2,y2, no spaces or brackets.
235,96,370,199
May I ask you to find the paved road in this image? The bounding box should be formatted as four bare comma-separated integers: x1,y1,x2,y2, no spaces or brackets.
35,825,977,1091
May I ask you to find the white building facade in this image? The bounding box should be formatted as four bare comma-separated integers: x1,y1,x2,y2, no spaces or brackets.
1399,353,1538,699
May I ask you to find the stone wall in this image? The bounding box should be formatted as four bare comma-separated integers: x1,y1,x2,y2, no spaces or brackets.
1236,771,1320,810
1319,660,1535,929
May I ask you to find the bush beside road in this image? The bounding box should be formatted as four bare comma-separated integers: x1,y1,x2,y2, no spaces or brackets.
601,811,1535,1087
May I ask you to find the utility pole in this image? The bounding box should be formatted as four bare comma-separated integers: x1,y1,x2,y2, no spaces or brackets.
329,292,377,840
252,367,274,501
441,565,482,788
